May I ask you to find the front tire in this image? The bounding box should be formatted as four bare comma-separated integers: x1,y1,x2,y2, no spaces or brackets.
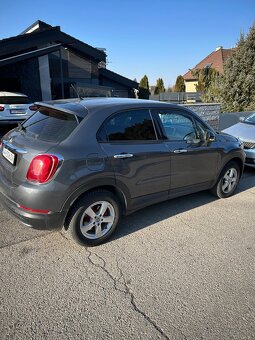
64,190,120,246
211,161,240,198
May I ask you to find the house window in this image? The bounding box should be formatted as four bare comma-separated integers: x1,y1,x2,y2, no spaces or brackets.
67,51,92,79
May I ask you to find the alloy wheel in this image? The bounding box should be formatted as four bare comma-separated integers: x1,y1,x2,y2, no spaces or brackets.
221,168,238,194
79,201,115,239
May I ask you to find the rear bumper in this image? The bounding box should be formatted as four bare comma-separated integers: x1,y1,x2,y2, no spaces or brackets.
245,160,255,168
0,190,66,230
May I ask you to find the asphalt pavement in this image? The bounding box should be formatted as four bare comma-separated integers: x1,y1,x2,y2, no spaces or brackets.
0,168,255,340
0,117,255,339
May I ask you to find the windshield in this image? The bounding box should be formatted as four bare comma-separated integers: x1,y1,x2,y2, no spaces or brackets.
244,113,255,125
22,107,79,142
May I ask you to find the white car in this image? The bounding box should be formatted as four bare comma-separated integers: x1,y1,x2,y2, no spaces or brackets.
0,92,37,125
222,112,255,168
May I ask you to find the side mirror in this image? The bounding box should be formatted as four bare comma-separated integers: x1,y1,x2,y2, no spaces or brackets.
204,130,215,142
239,116,245,122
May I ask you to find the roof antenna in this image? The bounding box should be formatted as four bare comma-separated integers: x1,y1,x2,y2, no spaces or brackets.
71,84,83,100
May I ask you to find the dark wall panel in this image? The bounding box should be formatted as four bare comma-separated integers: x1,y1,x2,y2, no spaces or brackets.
100,77,130,97
0,58,41,101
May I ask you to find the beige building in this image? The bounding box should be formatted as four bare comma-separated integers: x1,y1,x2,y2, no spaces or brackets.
183,47,234,92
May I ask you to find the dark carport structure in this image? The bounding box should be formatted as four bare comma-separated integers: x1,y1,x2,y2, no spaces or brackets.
0,20,138,101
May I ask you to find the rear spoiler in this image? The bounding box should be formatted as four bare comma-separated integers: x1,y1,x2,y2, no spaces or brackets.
35,100,88,118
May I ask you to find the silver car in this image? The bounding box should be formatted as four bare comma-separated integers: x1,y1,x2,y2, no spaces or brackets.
0,91,37,125
223,112,255,168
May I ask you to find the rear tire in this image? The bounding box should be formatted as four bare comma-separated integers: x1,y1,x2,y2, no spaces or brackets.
63,190,120,246
210,161,240,198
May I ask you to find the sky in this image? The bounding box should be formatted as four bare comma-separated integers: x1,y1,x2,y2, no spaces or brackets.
0,0,254,87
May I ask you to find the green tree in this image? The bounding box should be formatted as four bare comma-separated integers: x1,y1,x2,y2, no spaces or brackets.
174,75,185,92
154,78,165,94
221,25,255,111
202,72,223,103
192,67,223,102
138,75,150,99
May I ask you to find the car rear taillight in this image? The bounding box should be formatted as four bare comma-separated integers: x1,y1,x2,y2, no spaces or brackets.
29,104,38,111
0,106,4,111
27,154,59,183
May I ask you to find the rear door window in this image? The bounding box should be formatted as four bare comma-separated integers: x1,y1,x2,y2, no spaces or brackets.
22,107,79,142
0,96,30,104
98,109,157,141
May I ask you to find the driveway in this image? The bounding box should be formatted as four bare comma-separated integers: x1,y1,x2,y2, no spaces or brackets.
0,168,254,339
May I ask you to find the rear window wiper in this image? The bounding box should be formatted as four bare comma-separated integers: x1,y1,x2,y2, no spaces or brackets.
23,117,50,129
18,123,26,131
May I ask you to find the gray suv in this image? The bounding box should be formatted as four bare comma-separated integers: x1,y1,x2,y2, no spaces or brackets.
0,98,245,246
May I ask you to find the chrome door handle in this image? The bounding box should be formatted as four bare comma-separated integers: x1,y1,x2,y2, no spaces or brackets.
173,149,188,154
114,153,134,159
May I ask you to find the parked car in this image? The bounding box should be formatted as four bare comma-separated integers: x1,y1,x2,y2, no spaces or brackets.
0,91,37,125
0,98,245,246
222,112,255,168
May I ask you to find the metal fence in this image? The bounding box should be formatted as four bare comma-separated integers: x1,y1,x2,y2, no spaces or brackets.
149,92,202,103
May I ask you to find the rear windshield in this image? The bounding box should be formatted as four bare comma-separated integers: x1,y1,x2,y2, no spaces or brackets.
22,107,79,142
0,96,30,104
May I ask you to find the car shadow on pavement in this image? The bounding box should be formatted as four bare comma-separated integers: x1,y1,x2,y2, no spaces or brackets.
111,169,255,242
236,167,255,193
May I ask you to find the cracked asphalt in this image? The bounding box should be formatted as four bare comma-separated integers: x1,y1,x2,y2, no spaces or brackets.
0,168,254,339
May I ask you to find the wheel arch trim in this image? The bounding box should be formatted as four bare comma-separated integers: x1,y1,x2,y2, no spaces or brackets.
61,179,130,223
213,154,244,188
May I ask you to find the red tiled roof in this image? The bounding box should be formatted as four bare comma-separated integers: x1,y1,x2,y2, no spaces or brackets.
183,48,234,81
